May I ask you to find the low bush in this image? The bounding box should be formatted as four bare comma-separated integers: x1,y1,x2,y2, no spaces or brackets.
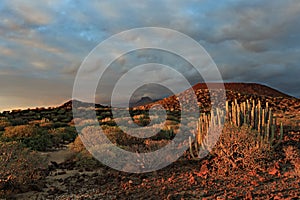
166,114,180,123
3,125,38,139
284,145,300,177
9,118,27,126
21,129,53,151
49,126,77,143
52,122,68,128
210,124,275,175
3,125,55,151
0,118,10,131
97,111,112,120
69,136,102,169
0,141,48,196
70,135,86,153
151,129,175,140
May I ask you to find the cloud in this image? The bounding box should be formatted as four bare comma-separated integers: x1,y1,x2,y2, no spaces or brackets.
212,1,300,50
0,46,13,56
0,0,300,111
3,0,56,25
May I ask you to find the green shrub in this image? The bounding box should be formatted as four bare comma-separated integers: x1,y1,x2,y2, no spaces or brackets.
0,118,10,131
10,118,27,126
57,109,66,114
22,130,53,151
3,125,55,151
97,111,112,120
166,114,180,123
58,127,77,141
151,129,175,140
52,122,68,128
101,120,117,126
3,125,38,139
60,116,73,123
137,115,150,126
49,127,77,143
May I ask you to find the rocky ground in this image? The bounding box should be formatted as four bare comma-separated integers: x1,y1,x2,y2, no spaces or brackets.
8,129,300,200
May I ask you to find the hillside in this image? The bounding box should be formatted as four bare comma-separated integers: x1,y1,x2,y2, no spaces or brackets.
2,82,299,131
193,83,293,98
136,82,300,113
129,96,156,107
1,82,300,199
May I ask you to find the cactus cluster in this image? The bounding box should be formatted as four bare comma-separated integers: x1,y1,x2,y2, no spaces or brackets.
189,108,225,159
226,99,284,147
189,99,284,159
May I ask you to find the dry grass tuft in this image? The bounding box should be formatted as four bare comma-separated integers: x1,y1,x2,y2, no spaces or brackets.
284,145,300,177
211,124,275,175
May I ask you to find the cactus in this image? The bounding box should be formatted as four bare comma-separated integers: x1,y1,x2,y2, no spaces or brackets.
272,122,284,148
196,117,201,145
189,136,196,159
225,101,229,120
280,122,284,141
237,104,240,127
232,101,236,126
251,106,255,128
262,109,265,129
270,124,275,143
189,97,284,158
258,107,262,134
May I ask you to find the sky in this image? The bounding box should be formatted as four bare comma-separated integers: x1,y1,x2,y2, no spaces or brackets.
0,0,300,111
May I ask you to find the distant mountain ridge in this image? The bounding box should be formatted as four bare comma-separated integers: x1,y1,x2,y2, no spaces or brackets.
129,96,157,107
0,83,297,114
